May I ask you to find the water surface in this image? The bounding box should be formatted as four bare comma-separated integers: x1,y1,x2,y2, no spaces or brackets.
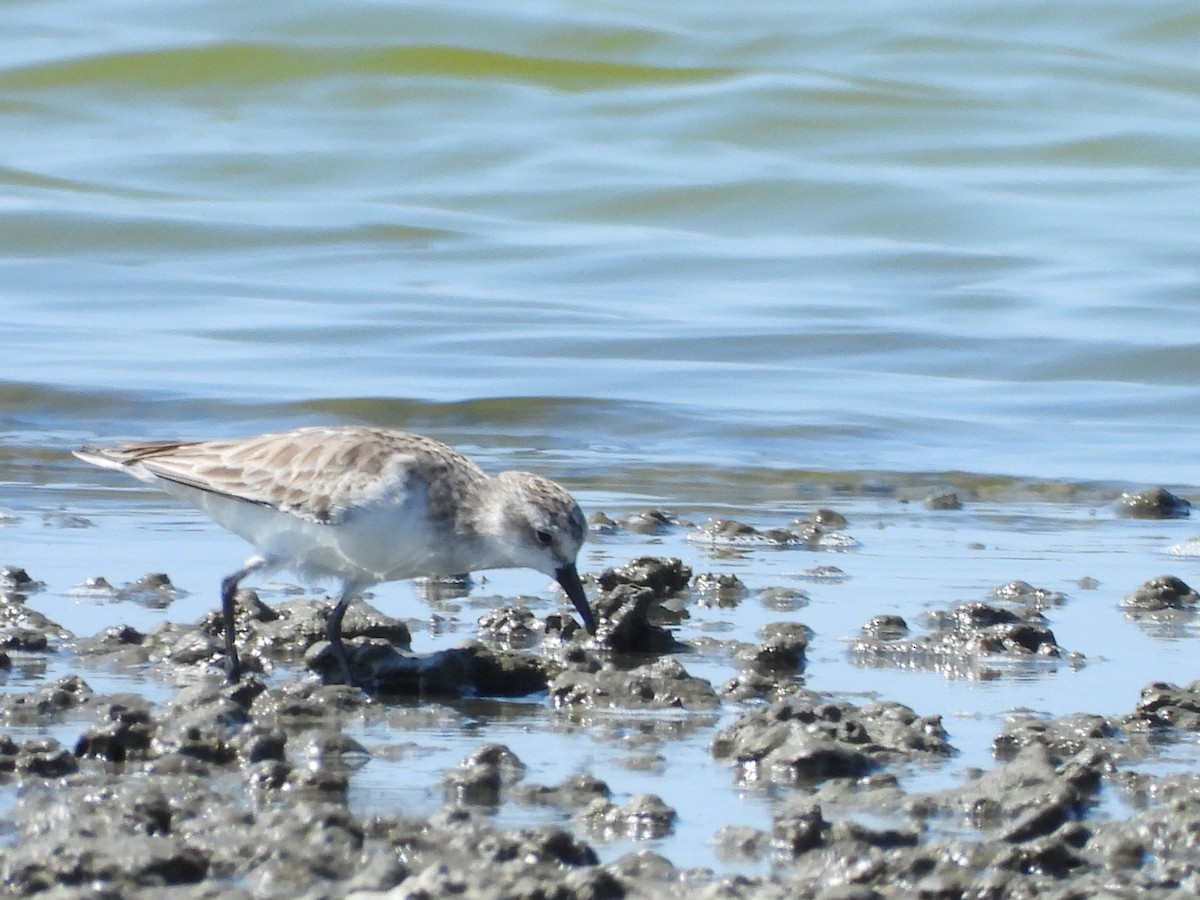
4,0,1200,875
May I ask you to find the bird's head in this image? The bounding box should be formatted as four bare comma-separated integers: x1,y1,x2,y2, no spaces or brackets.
479,471,594,633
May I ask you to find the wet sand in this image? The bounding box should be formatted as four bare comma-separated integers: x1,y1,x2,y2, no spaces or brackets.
4,484,1200,897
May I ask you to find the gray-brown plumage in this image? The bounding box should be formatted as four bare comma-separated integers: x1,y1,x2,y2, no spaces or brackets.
75,426,593,683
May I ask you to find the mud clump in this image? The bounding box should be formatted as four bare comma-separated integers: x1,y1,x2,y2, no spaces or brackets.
117,571,184,607
768,799,922,860
476,605,541,648
907,744,1106,841
993,711,1125,765
988,579,1067,610
1121,577,1200,638
551,656,719,711
357,815,603,899
689,516,857,551
0,674,93,725
924,490,962,510
723,622,812,701
711,690,954,786
591,586,680,652
589,508,685,535
851,599,1075,678
309,640,550,698
442,743,528,807
1124,680,1200,730
579,793,678,841
926,602,1063,655
75,695,158,763
514,771,612,812
692,518,800,547
0,589,72,652
595,556,692,598
757,585,810,611
591,557,690,652
861,614,909,641
75,623,149,668
743,621,810,672
1116,486,1191,519
693,571,749,607
0,736,79,778
1122,575,1200,611
804,508,850,528
0,566,40,592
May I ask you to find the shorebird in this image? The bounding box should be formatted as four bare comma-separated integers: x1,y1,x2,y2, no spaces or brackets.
74,425,594,683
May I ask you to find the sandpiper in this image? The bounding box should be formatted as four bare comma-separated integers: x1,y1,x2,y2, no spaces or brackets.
74,425,594,683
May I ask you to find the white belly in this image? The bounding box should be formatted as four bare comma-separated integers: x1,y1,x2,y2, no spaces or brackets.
173,483,470,585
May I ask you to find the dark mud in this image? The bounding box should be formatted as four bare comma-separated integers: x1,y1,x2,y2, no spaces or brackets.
1115,486,1191,519
6,508,1200,898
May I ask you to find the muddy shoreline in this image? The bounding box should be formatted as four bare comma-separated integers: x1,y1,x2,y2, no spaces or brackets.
5,494,1200,897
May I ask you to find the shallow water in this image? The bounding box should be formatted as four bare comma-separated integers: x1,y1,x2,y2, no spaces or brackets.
7,487,1200,870
5,0,1200,484
4,0,1200,878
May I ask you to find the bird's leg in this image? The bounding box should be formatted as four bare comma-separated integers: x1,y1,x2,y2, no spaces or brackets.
219,556,268,684
326,583,359,685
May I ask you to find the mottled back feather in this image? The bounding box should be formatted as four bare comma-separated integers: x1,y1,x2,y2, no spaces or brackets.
79,426,489,526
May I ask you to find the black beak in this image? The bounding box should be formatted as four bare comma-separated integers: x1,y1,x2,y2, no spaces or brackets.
555,563,595,634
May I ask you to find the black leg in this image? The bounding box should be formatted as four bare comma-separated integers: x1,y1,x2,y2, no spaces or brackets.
219,556,268,684
326,585,357,685
220,572,243,683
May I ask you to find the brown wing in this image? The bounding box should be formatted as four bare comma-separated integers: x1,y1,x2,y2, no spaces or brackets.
79,426,475,525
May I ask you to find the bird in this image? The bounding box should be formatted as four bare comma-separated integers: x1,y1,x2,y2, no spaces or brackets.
73,425,595,684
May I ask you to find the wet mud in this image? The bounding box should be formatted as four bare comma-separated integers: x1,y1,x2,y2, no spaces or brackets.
5,504,1200,898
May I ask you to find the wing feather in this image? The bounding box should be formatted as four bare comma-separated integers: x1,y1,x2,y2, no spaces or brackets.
74,426,476,525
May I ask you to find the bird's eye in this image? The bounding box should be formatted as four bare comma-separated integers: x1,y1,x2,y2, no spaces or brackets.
535,529,554,547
